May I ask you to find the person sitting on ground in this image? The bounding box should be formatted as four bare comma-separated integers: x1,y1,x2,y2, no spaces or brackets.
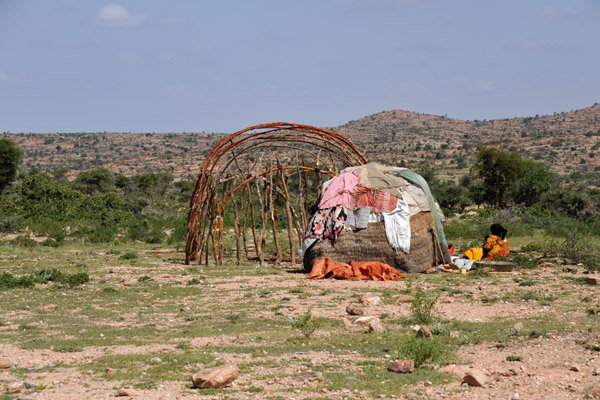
463,223,510,261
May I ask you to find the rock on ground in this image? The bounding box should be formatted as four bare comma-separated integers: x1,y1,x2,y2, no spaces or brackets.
191,363,240,389
463,369,487,387
0,357,14,369
388,360,414,374
116,388,141,397
346,304,364,316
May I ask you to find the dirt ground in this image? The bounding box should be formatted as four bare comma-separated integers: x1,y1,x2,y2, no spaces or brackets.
1,246,600,399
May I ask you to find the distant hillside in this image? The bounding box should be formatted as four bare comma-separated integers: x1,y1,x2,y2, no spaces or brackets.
336,105,600,185
3,104,600,186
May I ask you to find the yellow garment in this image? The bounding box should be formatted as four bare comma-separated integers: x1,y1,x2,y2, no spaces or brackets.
463,247,484,261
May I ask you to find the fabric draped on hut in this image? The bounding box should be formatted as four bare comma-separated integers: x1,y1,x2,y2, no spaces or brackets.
301,162,450,274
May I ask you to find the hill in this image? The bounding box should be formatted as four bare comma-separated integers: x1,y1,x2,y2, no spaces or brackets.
336,104,600,185
3,104,600,186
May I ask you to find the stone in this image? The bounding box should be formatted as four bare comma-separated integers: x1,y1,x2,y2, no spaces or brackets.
360,295,382,306
191,363,239,389
105,368,117,376
416,325,432,338
590,386,600,398
346,304,364,316
567,363,581,372
292,370,322,382
593,367,600,376
5,381,24,394
539,262,555,268
512,393,520,400
116,388,141,397
388,360,414,374
586,277,600,286
367,319,384,333
353,316,376,325
513,322,524,332
122,280,136,287
150,357,163,364
0,357,14,369
396,295,415,303
463,369,487,387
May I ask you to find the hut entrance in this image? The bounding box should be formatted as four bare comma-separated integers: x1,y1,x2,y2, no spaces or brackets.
185,122,367,266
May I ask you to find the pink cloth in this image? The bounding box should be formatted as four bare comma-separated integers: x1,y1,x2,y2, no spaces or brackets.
318,172,360,209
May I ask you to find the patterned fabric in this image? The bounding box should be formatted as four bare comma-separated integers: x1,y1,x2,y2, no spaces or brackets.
483,235,510,260
352,186,399,213
345,206,372,229
304,206,348,241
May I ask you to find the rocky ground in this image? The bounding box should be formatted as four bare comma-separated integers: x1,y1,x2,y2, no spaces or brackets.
1,243,600,399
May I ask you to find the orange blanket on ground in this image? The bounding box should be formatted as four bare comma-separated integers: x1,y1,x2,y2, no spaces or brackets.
309,258,406,281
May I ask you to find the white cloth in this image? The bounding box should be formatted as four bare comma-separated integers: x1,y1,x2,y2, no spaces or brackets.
382,199,411,253
299,237,318,259
451,256,475,271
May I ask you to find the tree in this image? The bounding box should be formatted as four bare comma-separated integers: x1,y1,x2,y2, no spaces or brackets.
508,159,557,206
0,138,23,192
471,147,522,209
75,168,114,194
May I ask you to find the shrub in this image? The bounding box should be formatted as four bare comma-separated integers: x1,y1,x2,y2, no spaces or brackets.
64,272,90,287
291,309,321,338
120,252,138,260
137,276,153,283
0,272,35,289
511,254,538,269
10,235,38,247
32,268,64,283
398,336,449,367
559,235,600,272
410,287,439,324
88,226,118,243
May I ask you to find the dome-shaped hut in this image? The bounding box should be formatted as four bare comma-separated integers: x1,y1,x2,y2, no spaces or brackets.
301,162,450,273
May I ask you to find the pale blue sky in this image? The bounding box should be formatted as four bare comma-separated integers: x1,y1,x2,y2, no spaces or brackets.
1,1,599,133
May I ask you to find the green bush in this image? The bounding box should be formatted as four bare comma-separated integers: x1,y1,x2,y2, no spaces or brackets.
410,287,439,324
511,254,538,269
559,235,600,272
10,235,38,247
32,268,64,283
64,272,90,287
398,336,449,367
88,226,118,243
120,252,138,260
0,272,35,289
291,309,322,338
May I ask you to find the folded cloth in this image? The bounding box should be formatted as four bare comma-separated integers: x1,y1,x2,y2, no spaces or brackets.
309,258,406,281
451,256,475,270
374,191,399,213
352,186,399,213
345,206,372,229
318,171,360,209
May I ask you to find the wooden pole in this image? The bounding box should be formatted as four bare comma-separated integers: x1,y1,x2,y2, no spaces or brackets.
268,149,282,263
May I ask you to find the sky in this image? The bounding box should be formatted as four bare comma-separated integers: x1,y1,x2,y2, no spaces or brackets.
0,0,599,134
